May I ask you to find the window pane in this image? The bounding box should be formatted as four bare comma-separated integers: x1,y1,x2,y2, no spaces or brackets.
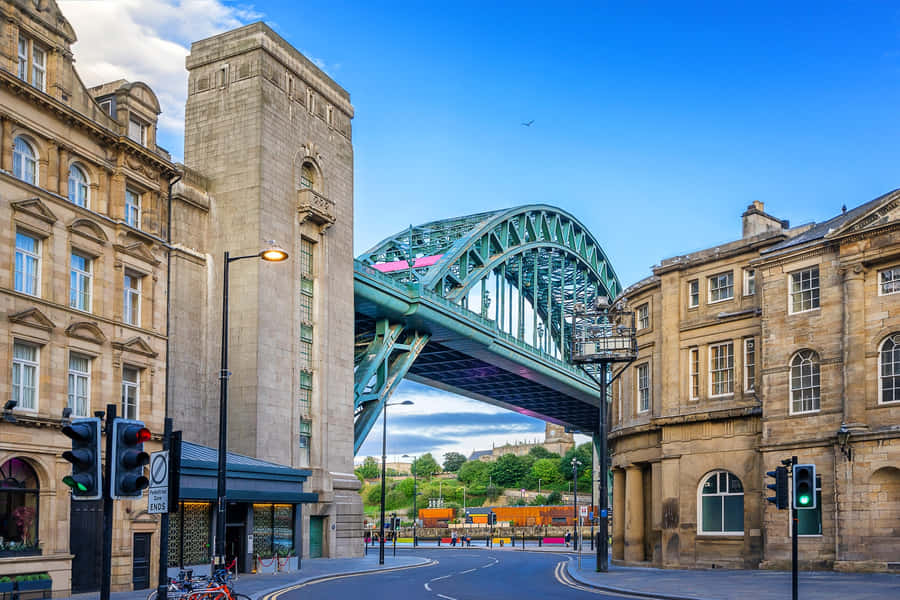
723,495,743,532
702,474,717,494
702,496,722,532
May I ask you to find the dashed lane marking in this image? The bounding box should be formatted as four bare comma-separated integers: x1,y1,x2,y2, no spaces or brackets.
430,574,451,582
436,595,457,600
459,568,476,574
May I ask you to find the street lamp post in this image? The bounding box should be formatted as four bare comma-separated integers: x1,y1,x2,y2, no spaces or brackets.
379,400,413,564
215,243,288,569
403,454,418,547
538,479,542,496
571,457,582,552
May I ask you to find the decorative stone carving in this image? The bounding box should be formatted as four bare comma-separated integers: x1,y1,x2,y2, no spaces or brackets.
11,198,58,225
298,188,335,232
8,307,55,332
68,217,109,244
65,321,107,344
112,336,158,358
114,241,160,266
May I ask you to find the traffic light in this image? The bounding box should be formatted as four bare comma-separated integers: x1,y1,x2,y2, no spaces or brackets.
489,512,496,526
766,466,788,510
792,464,816,510
61,417,101,500
111,418,151,499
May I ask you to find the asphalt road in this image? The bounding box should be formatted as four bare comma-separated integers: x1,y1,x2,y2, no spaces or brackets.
262,549,637,600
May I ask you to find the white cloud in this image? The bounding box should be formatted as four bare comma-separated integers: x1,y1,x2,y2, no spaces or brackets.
59,0,262,158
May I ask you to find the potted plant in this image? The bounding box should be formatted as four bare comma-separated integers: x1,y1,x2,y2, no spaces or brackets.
275,547,298,572
255,551,277,575
0,576,14,595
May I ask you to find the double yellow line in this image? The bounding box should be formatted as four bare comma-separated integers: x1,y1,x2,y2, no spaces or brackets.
261,560,437,600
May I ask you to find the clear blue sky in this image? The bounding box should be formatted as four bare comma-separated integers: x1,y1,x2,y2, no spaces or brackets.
196,0,900,289
133,0,900,460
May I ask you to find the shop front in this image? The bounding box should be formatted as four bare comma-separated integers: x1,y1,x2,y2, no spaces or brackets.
167,442,317,575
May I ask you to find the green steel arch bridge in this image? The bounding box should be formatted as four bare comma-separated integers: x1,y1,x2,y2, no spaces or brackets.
353,205,622,453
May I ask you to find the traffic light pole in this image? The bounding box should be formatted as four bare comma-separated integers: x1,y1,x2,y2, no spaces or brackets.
100,404,116,600
156,418,173,600
597,361,609,572
791,455,798,600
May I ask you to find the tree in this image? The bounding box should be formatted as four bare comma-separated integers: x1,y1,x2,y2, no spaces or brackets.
530,494,547,506
355,456,379,480
531,457,563,488
528,446,559,460
490,454,529,487
442,452,467,472
546,490,563,505
411,453,441,478
457,460,491,487
559,442,593,481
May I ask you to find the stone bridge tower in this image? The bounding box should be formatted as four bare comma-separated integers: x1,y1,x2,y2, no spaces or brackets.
178,22,360,558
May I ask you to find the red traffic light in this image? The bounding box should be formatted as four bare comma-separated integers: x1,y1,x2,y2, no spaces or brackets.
123,425,152,444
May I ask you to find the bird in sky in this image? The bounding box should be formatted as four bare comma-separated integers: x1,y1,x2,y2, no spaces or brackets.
521,120,534,127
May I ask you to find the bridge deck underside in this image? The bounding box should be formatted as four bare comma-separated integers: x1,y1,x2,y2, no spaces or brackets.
401,340,598,432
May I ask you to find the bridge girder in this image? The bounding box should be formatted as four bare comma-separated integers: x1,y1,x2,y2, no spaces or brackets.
353,205,622,452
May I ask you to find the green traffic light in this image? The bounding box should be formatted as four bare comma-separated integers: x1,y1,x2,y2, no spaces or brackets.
62,475,88,492
798,494,811,505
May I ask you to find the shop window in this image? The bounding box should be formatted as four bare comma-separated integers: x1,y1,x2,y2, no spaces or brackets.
252,504,295,556
699,470,743,534
167,502,211,567
0,458,40,554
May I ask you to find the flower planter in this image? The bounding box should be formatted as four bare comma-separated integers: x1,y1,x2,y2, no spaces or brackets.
276,556,298,572
256,557,277,574
16,580,52,592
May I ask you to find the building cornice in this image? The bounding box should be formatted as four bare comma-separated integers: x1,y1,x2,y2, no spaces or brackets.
610,405,761,440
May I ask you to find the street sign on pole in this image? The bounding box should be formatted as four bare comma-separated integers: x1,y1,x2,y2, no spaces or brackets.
579,505,588,518
147,451,169,514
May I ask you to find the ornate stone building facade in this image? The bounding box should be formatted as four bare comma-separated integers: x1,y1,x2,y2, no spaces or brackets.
610,198,900,572
0,1,176,594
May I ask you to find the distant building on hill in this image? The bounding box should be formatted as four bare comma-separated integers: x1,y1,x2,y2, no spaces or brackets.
468,423,574,462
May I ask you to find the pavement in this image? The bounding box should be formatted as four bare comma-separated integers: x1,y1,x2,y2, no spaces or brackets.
565,554,900,600
63,555,431,600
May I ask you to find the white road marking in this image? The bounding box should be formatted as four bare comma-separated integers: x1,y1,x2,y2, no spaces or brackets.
430,574,451,581
436,595,457,600
459,568,476,574
424,583,432,591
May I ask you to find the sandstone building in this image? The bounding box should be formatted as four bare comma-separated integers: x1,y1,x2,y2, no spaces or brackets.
0,1,176,594
1,1,360,595
610,198,900,572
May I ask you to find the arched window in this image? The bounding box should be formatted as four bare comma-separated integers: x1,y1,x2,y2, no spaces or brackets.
13,136,37,185
299,162,317,191
879,334,900,404
790,350,820,414
68,164,89,208
0,458,40,552
698,470,743,534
